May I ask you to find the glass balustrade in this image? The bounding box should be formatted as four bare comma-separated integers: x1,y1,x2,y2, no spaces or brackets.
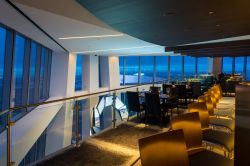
0,82,161,166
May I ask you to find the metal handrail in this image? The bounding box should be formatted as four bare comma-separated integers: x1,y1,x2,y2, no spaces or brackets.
0,80,167,116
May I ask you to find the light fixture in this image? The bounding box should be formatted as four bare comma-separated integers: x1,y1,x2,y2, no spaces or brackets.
59,34,124,40
73,45,159,54
216,24,221,27
209,11,214,15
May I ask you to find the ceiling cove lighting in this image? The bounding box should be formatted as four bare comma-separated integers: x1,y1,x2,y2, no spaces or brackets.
58,34,124,40
73,45,159,54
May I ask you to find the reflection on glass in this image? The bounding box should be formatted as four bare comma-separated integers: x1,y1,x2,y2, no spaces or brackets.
184,56,196,79
125,56,139,85
156,56,168,81
222,57,233,74
235,56,244,75
75,54,83,91
170,56,183,80
0,27,6,111
119,56,124,85
140,56,154,83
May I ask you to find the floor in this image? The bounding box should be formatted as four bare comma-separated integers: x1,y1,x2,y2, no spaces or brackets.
36,97,235,166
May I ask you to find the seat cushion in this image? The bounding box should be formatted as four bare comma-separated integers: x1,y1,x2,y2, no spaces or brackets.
209,117,235,131
203,129,234,152
189,150,233,166
214,109,234,118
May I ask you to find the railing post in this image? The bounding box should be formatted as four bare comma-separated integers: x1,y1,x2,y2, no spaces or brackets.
75,100,80,147
112,91,117,128
7,111,15,166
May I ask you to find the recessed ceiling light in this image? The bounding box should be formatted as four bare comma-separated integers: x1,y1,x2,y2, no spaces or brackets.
73,45,159,54
209,11,214,15
59,34,124,40
216,24,221,27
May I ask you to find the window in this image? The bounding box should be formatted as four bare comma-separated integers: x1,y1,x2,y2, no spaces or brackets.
39,48,46,100
222,57,233,74
119,56,124,85
125,56,139,85
0,27,6,110
140,56,154,83
184,56,196,79
235,56,244,76
170,56,183,80
155,56,168,81
12,35,25,107
28,42,37,104
197,57,210,75
75,54,83,91
247,56,250,81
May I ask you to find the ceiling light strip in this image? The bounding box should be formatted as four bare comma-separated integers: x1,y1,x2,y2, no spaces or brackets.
73,45,159,54
59,34,124,40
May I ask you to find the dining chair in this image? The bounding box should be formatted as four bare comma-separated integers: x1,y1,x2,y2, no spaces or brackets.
138,129,189,166
162,84,173,94
144,92,165,125
170,112,233,166
198,95,234,132
126,91,144,121
188,102,234,158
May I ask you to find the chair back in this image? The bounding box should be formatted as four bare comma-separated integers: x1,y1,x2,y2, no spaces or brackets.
198,95,214,116
150,86,160,94
188,102,209,129
139,129,189,166
175,84,187,99
190,82,201,98
126,91,140,113
227,80,240,93
171,112,203,150
145,93,161,120
162,84,173,94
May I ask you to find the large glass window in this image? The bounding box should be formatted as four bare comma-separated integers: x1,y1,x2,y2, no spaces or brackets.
184,56,196,79
125,56,139,85
140,56,154,83
156,56,168,81
222,57,233,74
119,56,124,85
28,42,37,104
247,56,250,81
235,56,244,76
39,48,46,100
170,56,183,80
0,27,6,110
75,54,83,91
12,35,25,107
197,57,210,75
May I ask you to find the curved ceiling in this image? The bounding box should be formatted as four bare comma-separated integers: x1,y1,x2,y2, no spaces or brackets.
77,0,250,47
11,0,173,56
